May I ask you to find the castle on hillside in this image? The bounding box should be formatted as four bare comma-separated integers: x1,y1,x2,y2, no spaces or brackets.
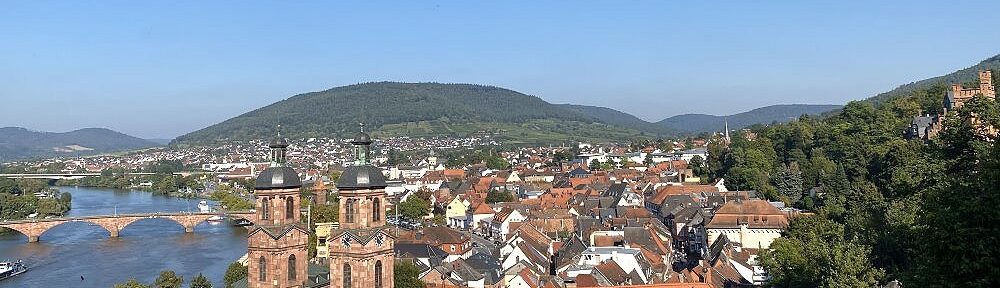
945,70,996,111
908,70,996,140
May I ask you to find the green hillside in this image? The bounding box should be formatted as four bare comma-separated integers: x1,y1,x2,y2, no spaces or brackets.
172,82,646,145
0,127,159,161
556,104,675,136
656,104,843,134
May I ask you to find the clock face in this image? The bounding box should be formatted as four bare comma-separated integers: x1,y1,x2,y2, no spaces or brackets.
342,236,351,248
375,234,385,246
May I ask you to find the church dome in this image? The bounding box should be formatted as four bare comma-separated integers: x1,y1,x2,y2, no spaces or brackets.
269,136,289,148
350,131,372,145
336,165,387,190
255,166,301,189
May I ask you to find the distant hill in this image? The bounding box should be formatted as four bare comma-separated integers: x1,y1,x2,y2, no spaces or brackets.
656,104,843,134
0,127,160,161
866,54,1000,104
173,82,650,145
556,104,675,136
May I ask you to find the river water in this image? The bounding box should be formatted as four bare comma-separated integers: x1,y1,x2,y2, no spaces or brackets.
0,186,248,287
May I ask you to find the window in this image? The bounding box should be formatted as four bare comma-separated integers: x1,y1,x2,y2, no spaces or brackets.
286,196,295,220
345,199,355,223
343,263,352,288
374,260,383,288
261,198,270,220
373,197,381,222
258,256,267,282
288,255,297,280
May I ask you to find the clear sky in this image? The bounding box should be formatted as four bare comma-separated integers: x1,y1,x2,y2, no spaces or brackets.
2,1,1000,139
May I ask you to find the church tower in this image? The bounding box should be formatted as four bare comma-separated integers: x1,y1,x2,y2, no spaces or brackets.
329,124,395,288
248,128,309,288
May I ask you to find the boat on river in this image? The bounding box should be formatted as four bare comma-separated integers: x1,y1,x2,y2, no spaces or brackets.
197,200,212,212
0,260,28,281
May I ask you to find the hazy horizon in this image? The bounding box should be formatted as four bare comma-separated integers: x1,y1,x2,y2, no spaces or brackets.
3,1,1000,138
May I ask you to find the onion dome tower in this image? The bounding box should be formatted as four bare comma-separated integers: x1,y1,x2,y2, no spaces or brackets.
329,123,395,288
248,126,309,288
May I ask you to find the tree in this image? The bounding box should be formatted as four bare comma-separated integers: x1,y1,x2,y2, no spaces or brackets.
589,159,601,170
223,262,247,288
399,196,430,221
760,216,883,287
189,274,212,288
115,278,151,288
689,155,705,176
772,163,804,203
394,261,426,288
643,153,654,166
485,190,515,203
911,97,1000,286
153,270,184,288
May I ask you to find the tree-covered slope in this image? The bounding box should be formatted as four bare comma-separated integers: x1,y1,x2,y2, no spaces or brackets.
867,53,1000,104
656,104,843,134
0,127,159,161
556,104,675,136
173,82,645,144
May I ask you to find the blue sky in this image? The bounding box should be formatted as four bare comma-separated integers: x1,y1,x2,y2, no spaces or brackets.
2,1,1000,139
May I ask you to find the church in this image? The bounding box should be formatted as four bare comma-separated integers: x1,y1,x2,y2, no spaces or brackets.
245,126,394,288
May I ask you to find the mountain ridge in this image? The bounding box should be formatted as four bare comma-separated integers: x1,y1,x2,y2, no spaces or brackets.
0,127,160,162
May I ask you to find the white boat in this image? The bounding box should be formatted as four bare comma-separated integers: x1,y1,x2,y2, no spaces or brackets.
0,260,28,281
197,200,212,213
206,215,226,223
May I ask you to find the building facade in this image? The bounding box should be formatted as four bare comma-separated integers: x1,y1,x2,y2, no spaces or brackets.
248,132,309,288
328,127,396,288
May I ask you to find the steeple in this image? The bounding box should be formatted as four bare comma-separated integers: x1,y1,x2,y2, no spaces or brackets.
350,123,373,165
269,125,289,167
724,119,731,143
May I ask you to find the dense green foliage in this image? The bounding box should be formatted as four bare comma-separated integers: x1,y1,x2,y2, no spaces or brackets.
0,178,71,220
189,273,212,288
153,270,184,288
657,104,843,134
486,190,515,204
223,262,247,288
0,127,158,161
394,261,426,288
712,72,1000,286
173,82,650,144
115,278,151,288
399,192,431,221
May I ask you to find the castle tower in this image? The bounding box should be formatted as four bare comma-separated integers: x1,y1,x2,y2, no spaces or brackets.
329,124,395,288
979,70,995,99
248,128,309,288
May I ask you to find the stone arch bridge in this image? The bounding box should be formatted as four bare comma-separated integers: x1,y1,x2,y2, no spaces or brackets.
0,211,256,243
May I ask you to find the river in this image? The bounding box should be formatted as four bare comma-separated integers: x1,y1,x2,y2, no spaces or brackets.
0,186,248,287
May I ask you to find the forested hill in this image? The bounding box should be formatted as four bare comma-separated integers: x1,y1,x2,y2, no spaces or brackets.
172,82,651,145
0,127,159,161
656,104,843,134
867,53,1000,104
555,104,675,136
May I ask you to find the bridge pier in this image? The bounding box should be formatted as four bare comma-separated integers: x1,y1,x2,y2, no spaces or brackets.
109,229,119,238
28,235,39,243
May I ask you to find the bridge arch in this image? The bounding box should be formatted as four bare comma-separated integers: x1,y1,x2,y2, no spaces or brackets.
11,219,118,242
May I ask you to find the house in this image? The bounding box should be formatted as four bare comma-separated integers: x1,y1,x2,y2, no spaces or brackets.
705,199,788,249
578,246,653,284
446,195,472,229
469,203,495,234
394,242,448,270
490,208,526,241
413,227,474,261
